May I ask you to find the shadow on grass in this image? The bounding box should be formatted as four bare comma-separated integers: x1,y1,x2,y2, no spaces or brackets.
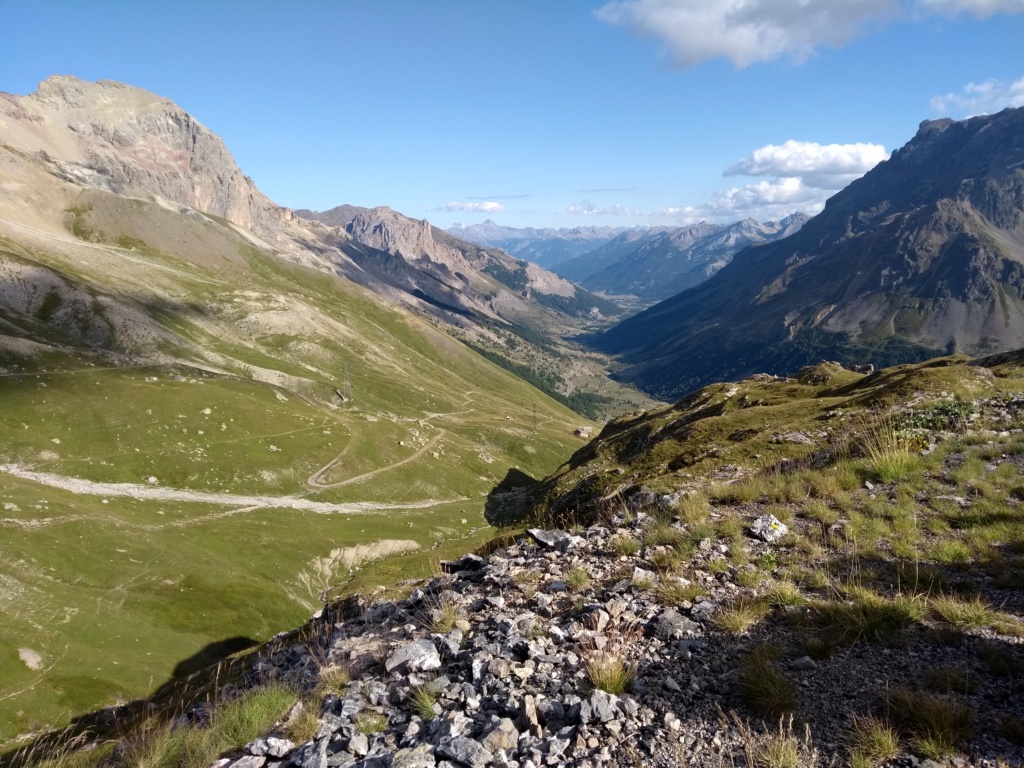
483,467,539,526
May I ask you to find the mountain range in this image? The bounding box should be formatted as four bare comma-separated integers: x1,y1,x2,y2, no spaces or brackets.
594,108,1024,401
449,215,810,307
566,214,809,303
446,220,628,268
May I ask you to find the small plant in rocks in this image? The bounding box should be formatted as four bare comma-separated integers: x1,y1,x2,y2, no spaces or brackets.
730,713,823,768
355,712,388,734
714,597,770,634
422,590,466,633
565,566,591,592
409,685,439,722
609,534,640,556
583,647,635,695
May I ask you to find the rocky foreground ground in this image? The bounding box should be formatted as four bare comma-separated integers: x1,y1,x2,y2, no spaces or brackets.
201,502,1023,768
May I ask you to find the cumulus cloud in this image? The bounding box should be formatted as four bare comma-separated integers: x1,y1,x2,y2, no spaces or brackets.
656,139,887,222
725,140,889,188
596,0,1024,68
436,201,506,213
655,178,828,222
566,200,643,216
930,75,1024,116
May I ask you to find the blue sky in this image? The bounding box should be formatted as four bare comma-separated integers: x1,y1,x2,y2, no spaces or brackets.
3,1,1024,229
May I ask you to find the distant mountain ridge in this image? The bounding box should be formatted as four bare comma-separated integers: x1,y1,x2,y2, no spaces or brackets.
579,214,809,302
449,215,809,305
447,220,631,268
595,108,1024,400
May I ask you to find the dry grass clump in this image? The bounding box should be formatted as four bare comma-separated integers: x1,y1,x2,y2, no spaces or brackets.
859,415,920,483
764,581,806,607
644,524,689,550
925,665,976,695
997,716,1024,746
580,620,638,695
714,597,770,635
655,580,704,605
422,590,466,633
122,684,296,768
315,663,351,697
565,566,591,593
930,593,1024,636
736,647,797,719
675,492,712,525
884,688,973,759
583,648,635,695
355,711,388,734
729,714,821,768
609,534,640,556
409,685,440,721
814,588,925,644
845,714,900,768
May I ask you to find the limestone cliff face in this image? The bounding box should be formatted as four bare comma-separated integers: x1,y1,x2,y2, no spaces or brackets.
346,207,474,275
0,76,268,229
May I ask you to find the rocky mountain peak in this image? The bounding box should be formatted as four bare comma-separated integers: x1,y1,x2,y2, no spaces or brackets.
1,75,266,229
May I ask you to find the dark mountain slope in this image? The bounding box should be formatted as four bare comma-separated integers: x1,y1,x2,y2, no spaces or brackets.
595,108,1024,401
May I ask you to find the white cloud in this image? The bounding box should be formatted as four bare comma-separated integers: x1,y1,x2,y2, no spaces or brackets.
596,0,1024,68
436,201,506,213
566,200,642,216
656,178,828,222
725,140,889,188
914,0,1024,17
656,138,886,222
595,0,897,68
930,75,1024,116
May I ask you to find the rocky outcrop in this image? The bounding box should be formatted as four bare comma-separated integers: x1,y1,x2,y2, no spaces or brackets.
1,76,267,229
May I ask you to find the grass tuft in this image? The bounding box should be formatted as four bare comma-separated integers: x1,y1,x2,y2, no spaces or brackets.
422,590,466,633
714,598,770,634
736,651,797,719
885,688,973,759
814,590,924,644
409,685,439,721
846,714,900,767
565,566,591,593
609,534,640,556
355,711,388,734
583,649,635,695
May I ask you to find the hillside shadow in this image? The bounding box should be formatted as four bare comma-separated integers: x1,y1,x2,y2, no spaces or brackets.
0,636,258,768
483,467,539,526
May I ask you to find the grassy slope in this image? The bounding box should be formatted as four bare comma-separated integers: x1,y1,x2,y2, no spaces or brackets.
0,194,592,740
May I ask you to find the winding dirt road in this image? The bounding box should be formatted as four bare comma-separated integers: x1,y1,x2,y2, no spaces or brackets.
0,464,461,513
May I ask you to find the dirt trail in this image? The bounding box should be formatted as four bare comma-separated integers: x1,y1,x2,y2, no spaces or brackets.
307,431,446,489
0,464,461,513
